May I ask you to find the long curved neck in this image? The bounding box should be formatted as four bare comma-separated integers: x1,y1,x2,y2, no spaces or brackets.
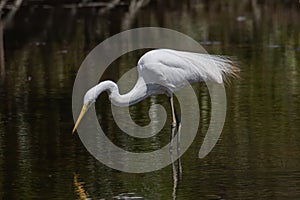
96,79,148,107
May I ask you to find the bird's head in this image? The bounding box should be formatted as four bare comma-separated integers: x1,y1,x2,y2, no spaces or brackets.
72,81,117,134
72,88,97,134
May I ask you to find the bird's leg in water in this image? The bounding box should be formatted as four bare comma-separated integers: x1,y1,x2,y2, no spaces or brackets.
169,114,182,176
170,124,182,200
177,123,182,175
170,125,176,153
169,96,181,152
169,96,177,128
170,149,178,200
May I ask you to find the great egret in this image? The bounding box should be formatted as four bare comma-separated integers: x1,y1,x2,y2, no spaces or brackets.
72,49,239,133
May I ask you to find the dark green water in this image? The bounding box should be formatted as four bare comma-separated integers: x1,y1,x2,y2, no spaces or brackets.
1,1,300,199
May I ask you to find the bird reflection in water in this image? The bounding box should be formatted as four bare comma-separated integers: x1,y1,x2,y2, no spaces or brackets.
170,122,182,200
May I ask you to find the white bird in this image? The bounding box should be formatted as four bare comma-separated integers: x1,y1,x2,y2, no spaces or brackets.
72,49,239,133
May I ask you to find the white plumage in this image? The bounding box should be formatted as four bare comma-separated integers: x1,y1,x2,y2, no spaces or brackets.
138,49,237,89
73,49,239,133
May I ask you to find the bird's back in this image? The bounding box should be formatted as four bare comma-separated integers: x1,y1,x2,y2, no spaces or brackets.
137,49,239,92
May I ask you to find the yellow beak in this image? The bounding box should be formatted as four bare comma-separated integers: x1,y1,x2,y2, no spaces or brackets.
72,104,88,134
